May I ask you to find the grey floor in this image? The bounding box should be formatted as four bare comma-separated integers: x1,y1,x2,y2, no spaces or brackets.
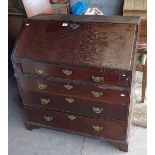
8,72,147,155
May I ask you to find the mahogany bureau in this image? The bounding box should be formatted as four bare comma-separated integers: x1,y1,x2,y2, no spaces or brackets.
12,14,140,152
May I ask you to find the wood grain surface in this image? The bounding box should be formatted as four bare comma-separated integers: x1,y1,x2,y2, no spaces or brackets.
22,91,127,121
25,105,126,141
13,15,139,70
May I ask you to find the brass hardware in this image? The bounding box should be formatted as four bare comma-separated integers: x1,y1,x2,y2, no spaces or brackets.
92,107,103,114
35,69,44,75
44,116,53,122
62,69,72,76
38,83,48,90
91,91,103,98
65,98,75,104
70,24,79,30
93,125,103,132
64,84,73,90
67,115,76,120
91,75,104,83
41,98,50,105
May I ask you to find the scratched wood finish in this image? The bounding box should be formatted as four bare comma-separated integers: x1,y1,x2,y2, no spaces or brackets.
16,75,129,105
12,15,140,152
28,14,140,24
22,91,127,121
21,62,131,87
12,15,140,70
25,106,126,141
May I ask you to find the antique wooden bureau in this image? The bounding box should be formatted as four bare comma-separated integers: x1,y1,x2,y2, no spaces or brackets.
12,14,140,152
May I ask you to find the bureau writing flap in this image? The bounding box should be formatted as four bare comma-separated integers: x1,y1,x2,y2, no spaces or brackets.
13,14,140,71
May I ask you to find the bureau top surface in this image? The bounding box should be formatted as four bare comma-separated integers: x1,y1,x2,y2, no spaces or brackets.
13,14,140,71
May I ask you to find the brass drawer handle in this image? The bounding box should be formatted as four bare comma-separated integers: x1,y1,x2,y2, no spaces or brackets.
35,69,44,75
64,84,73,90
91,75,104,83
41,98,50,105
38,83,48,90
92,107,103,114
65,98,75,104
93,125,103,132
70,24,79,30
44,116,53,122
67,115,76,120
91,91,103,98
62,69,72,76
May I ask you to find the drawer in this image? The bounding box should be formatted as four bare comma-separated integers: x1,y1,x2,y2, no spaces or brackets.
23,92,127,121
21,63,131,87
25,106,126,141
17,75,129,105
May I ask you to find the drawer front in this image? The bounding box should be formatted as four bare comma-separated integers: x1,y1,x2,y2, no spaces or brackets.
22,92,127,121
21,63,131,87
18,76,129,105
25,106,126,141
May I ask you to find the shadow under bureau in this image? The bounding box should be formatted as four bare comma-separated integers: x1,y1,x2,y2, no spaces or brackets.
12,14,140,152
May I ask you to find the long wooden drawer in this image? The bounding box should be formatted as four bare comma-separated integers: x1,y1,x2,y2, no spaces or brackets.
25,106,126,141
17,75,130,105
20,62,131,87
22,91,127,121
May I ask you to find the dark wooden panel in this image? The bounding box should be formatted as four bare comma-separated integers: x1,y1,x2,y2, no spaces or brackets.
8,8,26,16
21,62,131,87
13,16,138,70
17,75,130,105
8,0,24,8
25,106,126,141
22,91,127,121
8,14,25,44
28,14,140,24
